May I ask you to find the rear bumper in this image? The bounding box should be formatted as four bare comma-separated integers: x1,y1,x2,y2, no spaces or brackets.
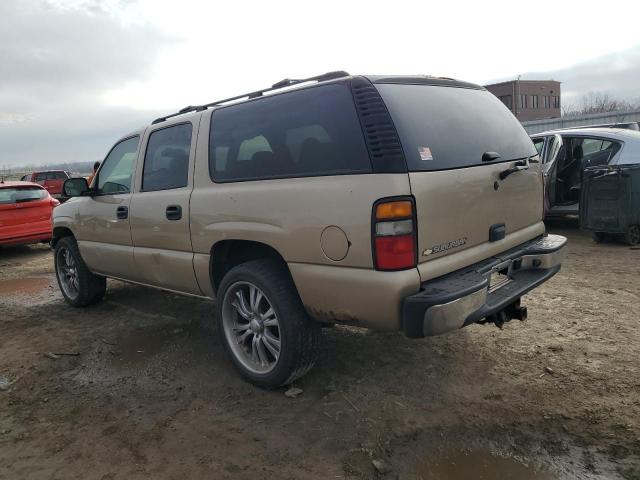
402,234,567,338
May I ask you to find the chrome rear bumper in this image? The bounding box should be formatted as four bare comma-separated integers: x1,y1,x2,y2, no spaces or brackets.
402,234,567,337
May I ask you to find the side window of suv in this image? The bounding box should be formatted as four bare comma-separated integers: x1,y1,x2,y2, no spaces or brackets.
142,123,192,192
209,83,371,182
97,136,139,195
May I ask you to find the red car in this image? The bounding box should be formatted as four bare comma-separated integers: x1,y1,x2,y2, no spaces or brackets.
0,181,59,246
20,170,70,198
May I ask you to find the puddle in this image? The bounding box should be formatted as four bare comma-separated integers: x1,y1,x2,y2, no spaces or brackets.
108,326,185,365
415,449,555,480
0,277,50,295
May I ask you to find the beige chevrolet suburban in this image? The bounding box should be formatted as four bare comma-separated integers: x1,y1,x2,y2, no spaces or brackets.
53,71,567,387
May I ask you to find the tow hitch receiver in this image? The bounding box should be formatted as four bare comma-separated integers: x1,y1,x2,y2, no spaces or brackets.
481,299,528,329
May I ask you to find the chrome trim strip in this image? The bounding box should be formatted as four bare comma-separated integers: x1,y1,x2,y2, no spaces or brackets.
101,274,214,300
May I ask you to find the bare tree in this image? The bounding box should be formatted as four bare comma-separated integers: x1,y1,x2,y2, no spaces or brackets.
563,91,640,117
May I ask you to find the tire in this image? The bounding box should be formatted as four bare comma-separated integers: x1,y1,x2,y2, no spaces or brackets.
592,232,606,243
216,259,321,388
625,225,640,246
54,236,106,307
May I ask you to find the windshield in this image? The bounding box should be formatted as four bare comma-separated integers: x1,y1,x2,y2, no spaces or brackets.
375,83,537,171
0,187,47,204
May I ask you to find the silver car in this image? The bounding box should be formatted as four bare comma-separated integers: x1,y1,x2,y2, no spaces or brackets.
531,127,640,217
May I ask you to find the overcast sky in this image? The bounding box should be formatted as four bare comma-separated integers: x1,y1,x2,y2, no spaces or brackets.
2,0,640,167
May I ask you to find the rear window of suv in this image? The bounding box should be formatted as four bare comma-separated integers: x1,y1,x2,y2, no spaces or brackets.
209,83,372,182
375,84,537,171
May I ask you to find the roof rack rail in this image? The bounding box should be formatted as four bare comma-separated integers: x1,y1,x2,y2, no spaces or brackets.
151,70,350,125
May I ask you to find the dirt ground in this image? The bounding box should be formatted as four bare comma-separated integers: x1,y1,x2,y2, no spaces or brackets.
1,221,639,480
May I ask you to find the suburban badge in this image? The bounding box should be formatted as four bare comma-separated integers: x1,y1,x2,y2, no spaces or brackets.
423,237,467,256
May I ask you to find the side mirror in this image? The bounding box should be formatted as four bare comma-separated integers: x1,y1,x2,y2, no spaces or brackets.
63,177,90,197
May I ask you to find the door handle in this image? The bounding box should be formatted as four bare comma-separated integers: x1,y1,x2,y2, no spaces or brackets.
116,206,128,219
499,159,529,180
166,205,182,221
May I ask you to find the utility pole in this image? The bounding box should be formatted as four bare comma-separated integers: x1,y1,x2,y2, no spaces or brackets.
515,74,522,118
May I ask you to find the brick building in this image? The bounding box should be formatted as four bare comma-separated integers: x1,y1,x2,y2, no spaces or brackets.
484,79,561,122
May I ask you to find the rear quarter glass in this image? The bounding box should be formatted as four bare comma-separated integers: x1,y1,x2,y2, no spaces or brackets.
208,82,372,182
375,83,537,171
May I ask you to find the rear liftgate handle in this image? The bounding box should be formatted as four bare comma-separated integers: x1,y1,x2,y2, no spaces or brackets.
499,159,529,181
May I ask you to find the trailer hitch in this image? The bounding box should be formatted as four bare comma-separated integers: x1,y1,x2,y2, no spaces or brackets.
481,299,528,329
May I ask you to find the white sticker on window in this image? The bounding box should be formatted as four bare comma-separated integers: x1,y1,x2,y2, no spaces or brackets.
418,146,433,161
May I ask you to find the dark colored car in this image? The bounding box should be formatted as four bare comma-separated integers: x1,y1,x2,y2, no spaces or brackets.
581,160,640,245
531,128,640,217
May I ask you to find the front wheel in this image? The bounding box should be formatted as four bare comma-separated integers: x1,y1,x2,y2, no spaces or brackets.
625,225,640,246
54,237,106,307
217,259,320,388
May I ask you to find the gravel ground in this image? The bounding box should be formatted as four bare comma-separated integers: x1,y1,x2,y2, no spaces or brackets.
0,221,639,479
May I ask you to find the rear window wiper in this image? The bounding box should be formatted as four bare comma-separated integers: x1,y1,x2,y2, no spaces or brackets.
482,151,501,162
499,159,529,180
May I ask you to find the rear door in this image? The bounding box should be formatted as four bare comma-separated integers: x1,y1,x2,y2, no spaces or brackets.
42,173,58,195
581,167,624,232
375,82,544,281
580,138,626,231
48,171,68,196
33,172,48,189
129,119,201,294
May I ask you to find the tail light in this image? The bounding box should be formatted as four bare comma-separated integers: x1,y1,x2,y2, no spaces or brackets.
372,198,417,270
51,198,60,207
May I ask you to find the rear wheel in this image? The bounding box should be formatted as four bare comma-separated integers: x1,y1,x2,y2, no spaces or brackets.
625,225,640,246
54,237,106,307
217,259,320,388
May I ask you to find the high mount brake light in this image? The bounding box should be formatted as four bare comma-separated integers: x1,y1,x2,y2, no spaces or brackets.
372,199,417,271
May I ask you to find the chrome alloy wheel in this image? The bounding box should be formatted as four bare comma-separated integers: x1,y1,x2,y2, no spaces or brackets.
56,246,79,299
627,225,640,245
221,281,281,374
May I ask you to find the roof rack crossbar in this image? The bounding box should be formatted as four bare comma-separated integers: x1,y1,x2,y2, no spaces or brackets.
151,70,349,125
